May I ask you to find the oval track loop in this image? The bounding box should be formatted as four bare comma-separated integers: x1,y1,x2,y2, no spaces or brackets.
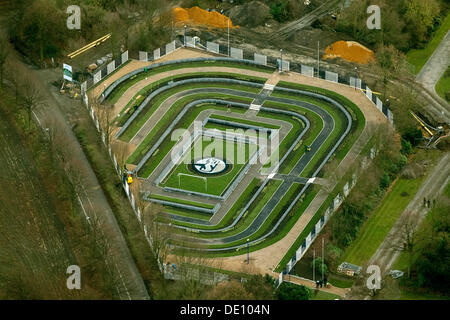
102,65,355,253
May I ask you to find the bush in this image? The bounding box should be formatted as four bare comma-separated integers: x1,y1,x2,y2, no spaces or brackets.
270,1,291,22
380,172,391,190
330,203,366,248
445,91,450,102
402,127,423,147
311,257,328,277
243,274,276,300
401,138,413,155
276,282,312,300
326,244,342,268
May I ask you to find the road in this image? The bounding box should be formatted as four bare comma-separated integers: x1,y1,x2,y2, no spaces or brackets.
367,152,450,275
416,30,450,116
282,274,350,298
31,68,150,300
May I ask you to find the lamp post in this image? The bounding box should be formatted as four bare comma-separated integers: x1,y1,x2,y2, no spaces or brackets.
227,19,230,57
247,239,250,264
184,25,187,48
354,67,358,91
280,49,283,73
317,41,320,77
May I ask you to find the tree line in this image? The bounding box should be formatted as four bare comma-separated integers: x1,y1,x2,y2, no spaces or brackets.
2,0,174,67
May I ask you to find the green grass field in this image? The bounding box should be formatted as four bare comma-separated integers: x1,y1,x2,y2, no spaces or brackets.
148,194,215,209
435,66,450,101
406,13,450,74
310,290,341,300
162,138,253,196
165,207,212,221
209,114,281,129
339,178,425,266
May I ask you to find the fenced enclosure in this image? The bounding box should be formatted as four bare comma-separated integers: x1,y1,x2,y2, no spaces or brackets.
79,32,396,280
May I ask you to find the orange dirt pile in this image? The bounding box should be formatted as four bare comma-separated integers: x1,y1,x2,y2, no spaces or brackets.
173,6,238,29
323,41,375,64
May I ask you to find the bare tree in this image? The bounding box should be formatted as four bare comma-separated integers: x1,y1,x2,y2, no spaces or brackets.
112,140,131,173
392,221,417,278
170,238,224,299
97,102,115,148
0,36,9,89
5,60,23,106
20,78,46,130
84,215,123,299
142,202,172,268
372,44,411,100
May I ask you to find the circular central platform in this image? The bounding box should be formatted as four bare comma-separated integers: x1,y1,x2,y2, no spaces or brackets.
191,157,229,175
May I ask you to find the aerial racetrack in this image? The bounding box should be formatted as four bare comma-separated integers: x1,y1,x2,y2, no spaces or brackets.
90,52,366,263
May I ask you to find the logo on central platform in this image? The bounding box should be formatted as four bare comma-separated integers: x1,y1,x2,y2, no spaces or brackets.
193,157,228,174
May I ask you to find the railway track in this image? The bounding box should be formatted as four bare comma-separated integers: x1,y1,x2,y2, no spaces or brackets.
269,0,343,40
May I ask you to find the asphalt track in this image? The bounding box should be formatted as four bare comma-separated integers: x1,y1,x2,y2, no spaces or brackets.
104,71,353,252
167,92,343,245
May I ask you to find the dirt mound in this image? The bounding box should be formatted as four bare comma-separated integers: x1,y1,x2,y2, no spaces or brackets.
323,41,375,64
173,6,238,29
227,1,270,28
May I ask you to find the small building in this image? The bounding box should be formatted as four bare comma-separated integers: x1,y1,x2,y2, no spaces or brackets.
337,262,362,277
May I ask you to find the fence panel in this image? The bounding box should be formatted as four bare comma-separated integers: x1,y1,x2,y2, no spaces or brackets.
325,71,338,83
278,272,283,286
139,51,148,61
333,194,340,208
186,36,196,48
349,77,362,89
207,41,219,54
301,65,314,77
277,59,290,71
93,71,101,84
153,48,161,60
388,109,394,124
365,86,373,101
376,97,383,112
254,53,267,66
107,60,115,75
121,50,128,64
166,41,176,54
230,47,243,60
81,81,87,94
343,182,350,196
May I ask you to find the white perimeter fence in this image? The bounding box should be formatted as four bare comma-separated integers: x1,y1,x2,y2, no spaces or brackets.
79,34,395,283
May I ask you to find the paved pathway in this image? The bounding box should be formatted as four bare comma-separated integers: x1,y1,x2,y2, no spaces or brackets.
415,30,450,121
283,274,350,298
368,152,450,274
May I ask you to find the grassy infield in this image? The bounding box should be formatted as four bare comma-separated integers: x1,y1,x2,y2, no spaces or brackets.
103,60,366,262
163,139,251,196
